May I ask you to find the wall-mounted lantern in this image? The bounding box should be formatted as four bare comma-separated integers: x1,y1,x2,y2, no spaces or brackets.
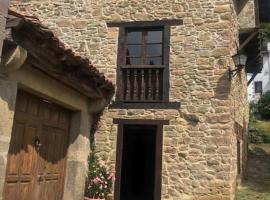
229,52,247,80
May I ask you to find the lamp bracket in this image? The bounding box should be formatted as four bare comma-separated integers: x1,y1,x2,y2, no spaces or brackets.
228,65,244,80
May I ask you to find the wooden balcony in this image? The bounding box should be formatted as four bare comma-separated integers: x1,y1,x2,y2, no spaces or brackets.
119,67,164,102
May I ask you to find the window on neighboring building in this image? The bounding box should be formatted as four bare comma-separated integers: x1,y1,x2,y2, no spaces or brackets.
255,81,262,94
116,26,170,103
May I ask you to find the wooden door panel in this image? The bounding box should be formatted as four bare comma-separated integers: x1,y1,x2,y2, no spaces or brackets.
4,173,33,200
21,126,37,176
16,93,28,112
39,180,59,200
27,98,39,116
20,182,32,200
6,122,24,175
59,112,69,124
37,125,68,200
4,91,71,200
4,183,18,200
50,109,59,122
5,123,36,200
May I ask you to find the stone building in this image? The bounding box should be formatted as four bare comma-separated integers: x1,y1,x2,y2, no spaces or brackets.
0,1,10,63
0,9,114,200
7,0,263,200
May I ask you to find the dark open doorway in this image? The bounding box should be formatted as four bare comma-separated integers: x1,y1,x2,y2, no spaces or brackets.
114,119,167,200
120,125,156,200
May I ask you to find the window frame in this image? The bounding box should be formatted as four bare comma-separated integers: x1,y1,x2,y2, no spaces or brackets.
254,81,262,94
116,24,171,103
124,27,164,67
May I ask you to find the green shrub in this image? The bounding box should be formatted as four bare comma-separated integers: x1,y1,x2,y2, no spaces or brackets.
249,120,270,144
263,133,270,143
249,101,257,123
249,129,264,144
257,92,270,118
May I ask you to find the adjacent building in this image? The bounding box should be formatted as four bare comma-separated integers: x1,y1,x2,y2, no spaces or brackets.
2,0,267,200
248,43,270,102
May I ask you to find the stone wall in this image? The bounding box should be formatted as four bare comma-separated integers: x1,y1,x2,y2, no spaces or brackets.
228,4,249,194
0,74,17,200
0,2,17,192
238,0,258,29
10,1,249,199
0,0,10,63
229,70,249,195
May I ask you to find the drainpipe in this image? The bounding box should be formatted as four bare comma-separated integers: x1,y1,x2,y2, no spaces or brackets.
0,0,10,63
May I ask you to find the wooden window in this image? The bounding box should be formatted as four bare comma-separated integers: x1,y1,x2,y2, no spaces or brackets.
125,29,164,66
254,81,262,94
116,25,171,103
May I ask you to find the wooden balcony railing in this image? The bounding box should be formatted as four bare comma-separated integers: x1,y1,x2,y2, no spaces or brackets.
120,67,164,102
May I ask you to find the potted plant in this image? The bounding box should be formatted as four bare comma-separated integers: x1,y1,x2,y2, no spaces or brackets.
84,148,114,200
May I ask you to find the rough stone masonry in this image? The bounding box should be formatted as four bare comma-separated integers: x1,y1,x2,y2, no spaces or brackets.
0,0,10,63
0,1,10,199
9,0,256,199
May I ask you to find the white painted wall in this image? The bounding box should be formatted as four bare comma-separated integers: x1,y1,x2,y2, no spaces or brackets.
248,43,270,102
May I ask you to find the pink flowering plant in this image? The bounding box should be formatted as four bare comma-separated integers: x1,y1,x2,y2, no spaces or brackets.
85,148,114,199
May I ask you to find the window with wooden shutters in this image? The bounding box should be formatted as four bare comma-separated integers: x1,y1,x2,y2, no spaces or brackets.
117,26,170,103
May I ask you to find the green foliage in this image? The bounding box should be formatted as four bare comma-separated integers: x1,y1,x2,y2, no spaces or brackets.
249,120,270,144
251,95,270,144
85,147,114,199
264,134,270,143
257,92,270,118
249,101,257,124
260,23,270,50
249,129,264,144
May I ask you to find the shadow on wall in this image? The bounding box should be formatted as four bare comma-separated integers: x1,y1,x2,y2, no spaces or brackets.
0,41,27,111
6,90,73,164
214,71,231,100
234,0,250,14
181,112,200,126
0,75,17,111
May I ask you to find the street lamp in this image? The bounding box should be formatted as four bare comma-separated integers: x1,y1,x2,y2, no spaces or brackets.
229,52,247,80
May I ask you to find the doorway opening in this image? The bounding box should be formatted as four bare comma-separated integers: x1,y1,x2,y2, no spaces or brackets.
120,125,157,200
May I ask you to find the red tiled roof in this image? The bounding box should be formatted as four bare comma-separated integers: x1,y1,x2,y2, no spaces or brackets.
7,9,114,100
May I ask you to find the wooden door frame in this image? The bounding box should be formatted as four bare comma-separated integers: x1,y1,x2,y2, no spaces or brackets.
113,119,169,200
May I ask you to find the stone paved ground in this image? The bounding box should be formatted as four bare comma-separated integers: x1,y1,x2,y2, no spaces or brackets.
236,144,270,200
